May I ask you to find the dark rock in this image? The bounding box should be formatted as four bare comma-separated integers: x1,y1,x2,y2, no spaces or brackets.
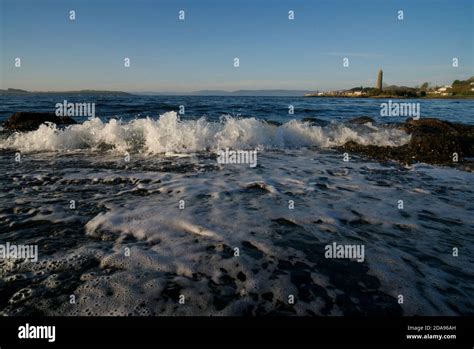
349,116,375,125
404,117,458,133
339,117,474,168
4,112,77,131
340,142,411,163
405,118,474,162
262,292,273,302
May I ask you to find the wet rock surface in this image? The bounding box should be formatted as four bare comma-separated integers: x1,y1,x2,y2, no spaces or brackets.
340,117,474,169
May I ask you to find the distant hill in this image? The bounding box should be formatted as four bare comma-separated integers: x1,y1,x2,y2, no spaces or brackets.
139,89,313,96
0,88,131,96
0,88,29,94
205,89,312,96
1,88,312,97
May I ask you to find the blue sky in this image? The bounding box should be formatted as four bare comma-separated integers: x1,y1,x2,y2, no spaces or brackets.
0,0,472,92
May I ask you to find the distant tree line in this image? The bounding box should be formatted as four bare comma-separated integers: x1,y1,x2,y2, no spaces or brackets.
451,77,474,95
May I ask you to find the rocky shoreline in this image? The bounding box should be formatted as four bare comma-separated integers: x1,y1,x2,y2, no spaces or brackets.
339,117,474,171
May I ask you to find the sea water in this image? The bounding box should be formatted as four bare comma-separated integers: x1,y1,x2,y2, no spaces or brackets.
0,95,473,316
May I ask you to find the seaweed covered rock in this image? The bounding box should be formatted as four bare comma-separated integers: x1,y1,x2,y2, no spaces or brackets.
339,117,474,167
404,118,474,163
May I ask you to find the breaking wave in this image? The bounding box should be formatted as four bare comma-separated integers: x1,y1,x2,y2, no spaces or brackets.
0,111,410,153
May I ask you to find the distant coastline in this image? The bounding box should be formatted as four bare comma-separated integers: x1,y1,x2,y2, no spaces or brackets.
305,76,474,99
137,89,313,96
0,88,313,97
304,94,474,99
2,81,474,99
0,88,131,96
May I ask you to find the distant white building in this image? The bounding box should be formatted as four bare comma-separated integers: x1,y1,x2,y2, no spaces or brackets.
432,85,452,95
437,85,451,92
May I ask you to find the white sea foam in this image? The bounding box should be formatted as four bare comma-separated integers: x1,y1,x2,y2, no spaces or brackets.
0,111,410,153
1,144,473,316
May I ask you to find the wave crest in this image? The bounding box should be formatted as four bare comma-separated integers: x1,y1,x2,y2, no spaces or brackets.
0,111,410,153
